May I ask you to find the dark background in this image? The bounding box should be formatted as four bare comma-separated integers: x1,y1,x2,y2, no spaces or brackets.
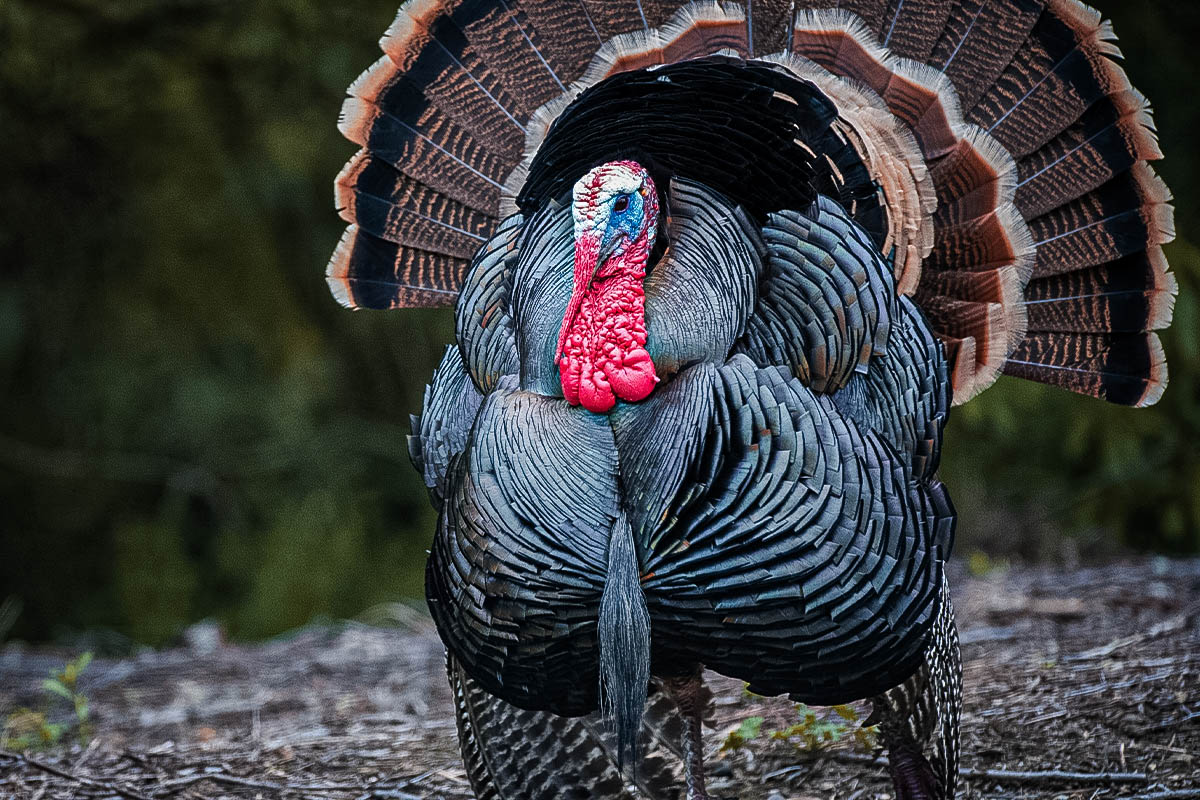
1,0,1197,650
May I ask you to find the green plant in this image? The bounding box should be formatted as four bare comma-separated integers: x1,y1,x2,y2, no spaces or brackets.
966,550,1010,578
721,715,765,752
721,703,878,754
2,652,93,750
771,703,877,752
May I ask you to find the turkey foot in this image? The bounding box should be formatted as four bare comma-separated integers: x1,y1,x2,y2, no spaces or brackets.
885,741,941,800
663,667,709,800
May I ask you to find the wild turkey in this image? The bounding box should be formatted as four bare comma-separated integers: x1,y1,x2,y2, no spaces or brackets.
327,1,1176,798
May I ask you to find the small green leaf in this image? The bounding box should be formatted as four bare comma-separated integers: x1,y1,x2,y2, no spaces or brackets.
41,678,73,700
40,722,66,745
736,715,764,740
721,715,765,752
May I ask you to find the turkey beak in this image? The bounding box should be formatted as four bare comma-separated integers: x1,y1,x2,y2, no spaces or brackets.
592,234,623,282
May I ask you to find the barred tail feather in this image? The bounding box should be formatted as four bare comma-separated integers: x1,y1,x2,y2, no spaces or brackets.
329,0,762,310
335,150,491,260
788,9,1036,402
1004,330,1168,408
957,1,1176,405
327,224,467,309
1015,89,1162,220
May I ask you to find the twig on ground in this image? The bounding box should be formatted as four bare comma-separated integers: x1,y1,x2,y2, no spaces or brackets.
0,749,153,800
159,768,436,798
160,770,358,794
958,766,1149,785
71,736,101,771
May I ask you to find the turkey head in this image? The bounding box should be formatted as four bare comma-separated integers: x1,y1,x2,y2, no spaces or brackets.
557,161,660,413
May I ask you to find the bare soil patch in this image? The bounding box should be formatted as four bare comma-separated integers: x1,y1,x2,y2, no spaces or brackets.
2,559,1197,799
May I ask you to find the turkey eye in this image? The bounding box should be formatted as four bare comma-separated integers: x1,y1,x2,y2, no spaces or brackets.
613,195,629,213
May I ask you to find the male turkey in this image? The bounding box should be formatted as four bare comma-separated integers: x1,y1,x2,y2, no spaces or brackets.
327,1,1176,798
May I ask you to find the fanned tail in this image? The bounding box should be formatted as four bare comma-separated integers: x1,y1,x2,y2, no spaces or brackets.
329,0,1174,405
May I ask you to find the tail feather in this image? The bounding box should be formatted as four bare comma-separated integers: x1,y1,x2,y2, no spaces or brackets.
974,2,1175,404
788,9,1036,401
1029,163,1174,279
337,98,506,212
1016,89,1161,219
379,5,529,152
877,0,956,61
748,0,794,56
1003,331,1167,407
926,206,1035,277
761,50,936,293
931,0,1045,110
784,0,1174,405
455,1,569,108
792,10,962,157
577,3,750,87
327,225,468,309
1024,250,1177,333
578,0,651,38
923,265,1024,311
920,263,1028,345
916,295,1010,399
817,0,890,33
336,151,491,259
513,0,605,76
343,53,515,164
968,5,1121,159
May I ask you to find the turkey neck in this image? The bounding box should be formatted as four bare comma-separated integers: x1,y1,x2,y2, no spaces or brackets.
557,227,658,413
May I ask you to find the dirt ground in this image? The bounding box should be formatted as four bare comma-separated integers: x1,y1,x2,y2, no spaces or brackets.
2,558,1197,799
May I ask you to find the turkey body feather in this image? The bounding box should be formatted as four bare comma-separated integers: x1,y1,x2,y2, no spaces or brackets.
334,1,1176,797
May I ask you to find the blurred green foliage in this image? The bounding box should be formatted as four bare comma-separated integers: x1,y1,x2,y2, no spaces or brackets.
0,1,1196,647
0,0,451,647
2,651,93,749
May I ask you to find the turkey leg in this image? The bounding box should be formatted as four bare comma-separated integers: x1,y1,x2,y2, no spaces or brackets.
662,667,709,800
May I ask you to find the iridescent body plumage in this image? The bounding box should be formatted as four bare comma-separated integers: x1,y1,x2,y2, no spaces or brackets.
331,2,1177,798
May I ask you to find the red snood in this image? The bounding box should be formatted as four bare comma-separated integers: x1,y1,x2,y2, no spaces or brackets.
556,230,658,413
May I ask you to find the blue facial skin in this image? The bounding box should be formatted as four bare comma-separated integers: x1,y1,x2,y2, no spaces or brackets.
599,191,645,259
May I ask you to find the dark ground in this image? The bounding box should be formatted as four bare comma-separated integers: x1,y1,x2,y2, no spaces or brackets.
1,558,1197,800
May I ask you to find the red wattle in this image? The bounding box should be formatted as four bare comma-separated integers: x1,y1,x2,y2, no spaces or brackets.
557,233,658,414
